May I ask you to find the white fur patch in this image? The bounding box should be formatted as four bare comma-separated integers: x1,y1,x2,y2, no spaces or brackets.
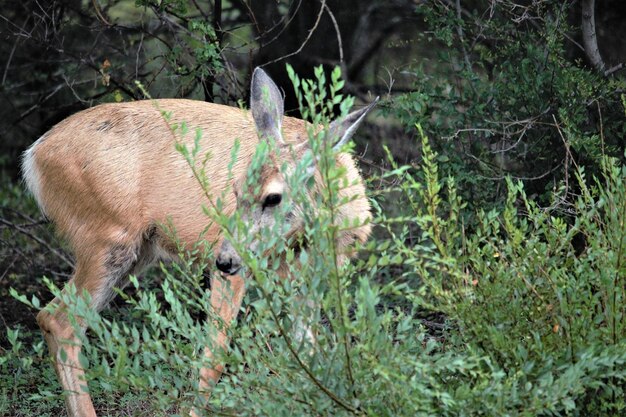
21,139,47,215
264,178,284,196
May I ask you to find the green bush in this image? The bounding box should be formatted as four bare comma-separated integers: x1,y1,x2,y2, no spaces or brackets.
392,1,626,212
378,129,626,416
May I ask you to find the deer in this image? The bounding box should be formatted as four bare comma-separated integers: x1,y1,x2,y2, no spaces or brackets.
21,67,376,417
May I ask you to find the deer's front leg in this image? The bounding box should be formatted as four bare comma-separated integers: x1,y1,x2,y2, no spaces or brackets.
190,273,245,417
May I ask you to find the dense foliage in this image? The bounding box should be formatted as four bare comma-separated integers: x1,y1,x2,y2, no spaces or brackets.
395,1,626,211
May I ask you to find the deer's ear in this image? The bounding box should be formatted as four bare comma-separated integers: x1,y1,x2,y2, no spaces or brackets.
250,68,285,144
329,98,379,151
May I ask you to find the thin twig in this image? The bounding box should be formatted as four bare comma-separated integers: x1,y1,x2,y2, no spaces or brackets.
263,0,327,66
318,139,356,393
254,281,360,414
135,32,144,80
604,63,624,77
464,151,561,181
18,84,64,119
596,100,605,156
2,16,30,86
247,0,303,49
323,3,344,65
92,0,111,26
0,218,74,268
190,0,209,19
552,114,580,173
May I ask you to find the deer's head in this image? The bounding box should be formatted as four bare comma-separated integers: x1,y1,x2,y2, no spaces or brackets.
216,68,376,275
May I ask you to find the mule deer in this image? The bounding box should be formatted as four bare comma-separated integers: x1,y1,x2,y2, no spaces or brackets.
22,68,375,417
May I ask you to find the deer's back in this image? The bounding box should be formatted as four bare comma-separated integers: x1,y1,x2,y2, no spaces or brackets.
24,100,307,250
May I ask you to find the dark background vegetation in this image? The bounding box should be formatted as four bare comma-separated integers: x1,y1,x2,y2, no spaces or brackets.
1,0,626,415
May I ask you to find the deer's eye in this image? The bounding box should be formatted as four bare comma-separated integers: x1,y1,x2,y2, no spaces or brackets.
263,193,282,209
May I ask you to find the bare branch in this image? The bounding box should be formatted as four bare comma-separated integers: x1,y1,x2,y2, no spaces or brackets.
92,0,111,26
190,0,209,19
604,63,624,77
0,217,74,268
263,0,326,66
2,16,31,86
322,3,344,66
242,0,302,49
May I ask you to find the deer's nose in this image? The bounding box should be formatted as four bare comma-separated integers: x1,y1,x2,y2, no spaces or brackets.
216,254,241,275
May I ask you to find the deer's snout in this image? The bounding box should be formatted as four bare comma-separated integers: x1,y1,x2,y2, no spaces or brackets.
216,240,242,275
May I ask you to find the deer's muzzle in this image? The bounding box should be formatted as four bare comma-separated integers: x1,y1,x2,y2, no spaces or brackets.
216,240,242,275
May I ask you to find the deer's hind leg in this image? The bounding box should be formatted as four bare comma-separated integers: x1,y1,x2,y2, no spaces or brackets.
37,232,153,417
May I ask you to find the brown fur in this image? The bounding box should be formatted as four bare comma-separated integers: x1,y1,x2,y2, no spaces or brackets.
30,101,306,251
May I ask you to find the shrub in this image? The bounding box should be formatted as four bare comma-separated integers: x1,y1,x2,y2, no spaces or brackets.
378,127,626,415
392,1,626,212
